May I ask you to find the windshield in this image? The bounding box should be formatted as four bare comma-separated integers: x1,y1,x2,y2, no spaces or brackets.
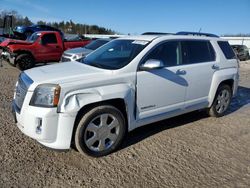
81,39,148,70
26,32,40,42
84,39,110,50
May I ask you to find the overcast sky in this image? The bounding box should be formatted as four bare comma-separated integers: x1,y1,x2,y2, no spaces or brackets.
1,0,250,35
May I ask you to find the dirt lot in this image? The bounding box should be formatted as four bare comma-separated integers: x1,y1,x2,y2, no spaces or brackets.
0,60,250,188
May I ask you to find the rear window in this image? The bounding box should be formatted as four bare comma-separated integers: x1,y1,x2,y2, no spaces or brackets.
182,40,215,64
218,41,236,59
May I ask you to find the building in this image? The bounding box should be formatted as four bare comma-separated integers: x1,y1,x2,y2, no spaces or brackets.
222,37,250,52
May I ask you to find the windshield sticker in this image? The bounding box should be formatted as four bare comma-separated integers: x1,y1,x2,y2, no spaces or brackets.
132,40,148,45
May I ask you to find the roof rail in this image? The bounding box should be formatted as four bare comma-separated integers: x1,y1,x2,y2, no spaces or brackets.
142,32,173,35
176,31,219,38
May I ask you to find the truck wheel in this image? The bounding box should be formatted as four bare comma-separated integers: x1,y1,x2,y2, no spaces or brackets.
75,105,126,157
208,84,232,117
16,54,34,70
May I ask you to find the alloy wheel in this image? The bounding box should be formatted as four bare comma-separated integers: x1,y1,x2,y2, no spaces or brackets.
84,113,120,152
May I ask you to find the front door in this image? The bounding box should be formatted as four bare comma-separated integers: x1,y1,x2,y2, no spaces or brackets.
37,33,63,62
136,41,187,119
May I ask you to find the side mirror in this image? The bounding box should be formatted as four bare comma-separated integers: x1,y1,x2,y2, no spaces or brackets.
140,59,164,71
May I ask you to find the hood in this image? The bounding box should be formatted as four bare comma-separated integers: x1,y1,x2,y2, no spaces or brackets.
64,47,93,56
0,39,32,47
24,61,108,90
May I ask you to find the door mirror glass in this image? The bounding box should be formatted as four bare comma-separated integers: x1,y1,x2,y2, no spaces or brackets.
140,59,164,71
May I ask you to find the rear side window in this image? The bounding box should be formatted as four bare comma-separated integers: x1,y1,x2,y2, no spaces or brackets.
182,40,215,64
42,34,57,44
217,41,236,59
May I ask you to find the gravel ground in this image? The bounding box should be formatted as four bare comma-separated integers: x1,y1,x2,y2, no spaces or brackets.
0,60,250,188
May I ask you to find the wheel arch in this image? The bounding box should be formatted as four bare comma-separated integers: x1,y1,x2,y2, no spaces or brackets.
208,68,237,107
14,50,35,65
70,98,129,146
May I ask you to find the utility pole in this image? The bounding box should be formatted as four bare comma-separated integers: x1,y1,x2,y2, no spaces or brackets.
0,56,3,67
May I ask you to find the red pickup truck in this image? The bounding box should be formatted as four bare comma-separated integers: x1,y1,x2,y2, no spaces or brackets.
0,31,91,70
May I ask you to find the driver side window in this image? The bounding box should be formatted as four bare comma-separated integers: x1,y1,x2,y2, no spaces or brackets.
42,34,57,44
144,41,180,67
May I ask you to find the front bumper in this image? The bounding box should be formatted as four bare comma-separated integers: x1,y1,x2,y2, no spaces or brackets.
12,98,77,150
1,50,15,65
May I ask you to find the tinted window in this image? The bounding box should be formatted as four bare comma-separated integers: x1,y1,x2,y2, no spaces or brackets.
218,41,236,59
144,41,180,67
182,40,215,64
42,34,57,44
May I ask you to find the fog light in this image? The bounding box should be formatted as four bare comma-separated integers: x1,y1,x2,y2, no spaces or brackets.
36,118,42,134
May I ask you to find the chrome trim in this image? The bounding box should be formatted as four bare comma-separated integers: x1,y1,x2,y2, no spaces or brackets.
14,72,33,111
63,53,73,57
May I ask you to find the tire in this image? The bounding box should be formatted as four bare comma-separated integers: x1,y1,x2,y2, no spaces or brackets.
16,54,34,70
75,105,126,157
208,84,232,117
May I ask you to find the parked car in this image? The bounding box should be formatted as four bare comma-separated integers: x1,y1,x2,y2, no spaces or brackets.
231,45,250,61
0,31,91,70
61,38,112,62
12,32,239,157
15,24,64,38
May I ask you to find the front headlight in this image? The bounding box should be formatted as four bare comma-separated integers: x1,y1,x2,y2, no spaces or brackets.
30,84,61,107
72,54,83,60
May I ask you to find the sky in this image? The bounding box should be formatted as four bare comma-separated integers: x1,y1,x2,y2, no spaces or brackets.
1,0,250,35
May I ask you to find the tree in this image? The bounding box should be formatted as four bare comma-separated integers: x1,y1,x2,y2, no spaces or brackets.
37,20,46,25
0,9,116,35
23,16,32,26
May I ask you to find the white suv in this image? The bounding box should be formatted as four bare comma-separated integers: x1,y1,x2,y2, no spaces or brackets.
12,32,239,157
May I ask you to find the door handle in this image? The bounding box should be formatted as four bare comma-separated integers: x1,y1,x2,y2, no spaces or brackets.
176,69,186,75
212,64,219,70
55,45,60,48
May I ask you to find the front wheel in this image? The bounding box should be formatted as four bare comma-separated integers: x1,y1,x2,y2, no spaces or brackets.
16,54,34,70
75,105,126,157
208,84,232,117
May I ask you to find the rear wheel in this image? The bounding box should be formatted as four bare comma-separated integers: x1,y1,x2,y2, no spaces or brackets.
75,105,126,157
16,54,34,70
208,84,232,117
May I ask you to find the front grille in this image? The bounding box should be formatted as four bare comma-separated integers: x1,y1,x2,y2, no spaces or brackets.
14,73,33,112
61,56,71,62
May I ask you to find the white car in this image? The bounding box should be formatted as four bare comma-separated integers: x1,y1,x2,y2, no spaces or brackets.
12,32,239,157
61,38,112,62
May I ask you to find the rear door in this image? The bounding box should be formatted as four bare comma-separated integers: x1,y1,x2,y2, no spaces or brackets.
37,33,63,62
180,40,217,109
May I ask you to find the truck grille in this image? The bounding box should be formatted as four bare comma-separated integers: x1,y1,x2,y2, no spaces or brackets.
14,73,33,112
